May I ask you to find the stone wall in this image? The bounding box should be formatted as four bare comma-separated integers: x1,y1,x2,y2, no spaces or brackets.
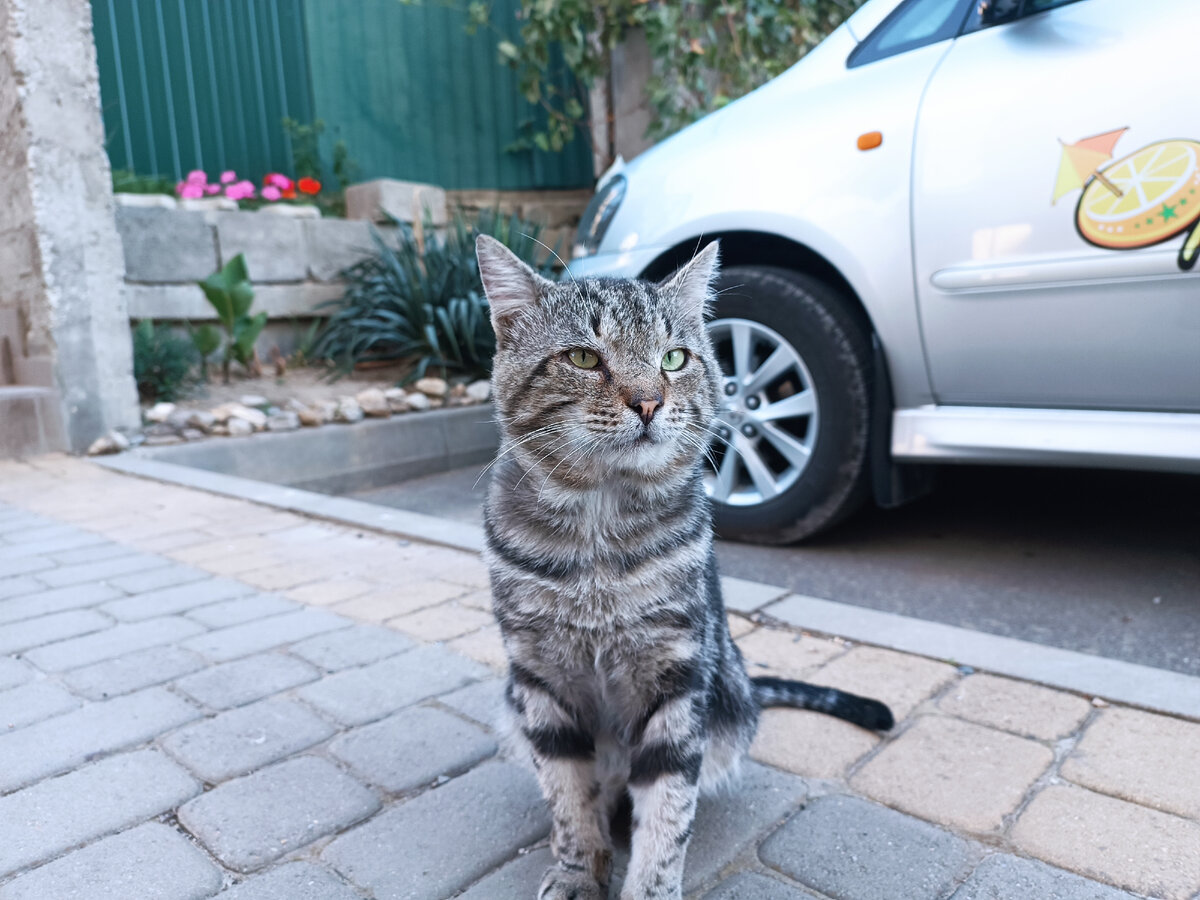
117,205,390,355
0,0,138,454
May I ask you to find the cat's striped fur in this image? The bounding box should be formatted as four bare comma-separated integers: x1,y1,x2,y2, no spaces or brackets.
476,235,893,900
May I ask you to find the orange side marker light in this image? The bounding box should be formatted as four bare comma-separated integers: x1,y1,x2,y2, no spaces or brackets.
857,131,883,151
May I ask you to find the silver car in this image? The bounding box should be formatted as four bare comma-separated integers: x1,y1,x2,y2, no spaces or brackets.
570,0,1200,543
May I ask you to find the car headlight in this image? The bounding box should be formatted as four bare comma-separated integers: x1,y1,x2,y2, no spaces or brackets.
573,174,626,259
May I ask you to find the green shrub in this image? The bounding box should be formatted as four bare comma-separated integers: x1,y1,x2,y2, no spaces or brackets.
112,170,175,196
194,254,268,384
312,210,556,381
132,320,198,402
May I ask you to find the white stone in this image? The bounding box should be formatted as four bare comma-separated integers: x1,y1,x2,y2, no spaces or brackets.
178,197,238,212
413,377,448,398
465,380,492,403
86,431,130,456
225,404,267,429
145,402,176,424
185,410,216,433
344,179,447,226
266,411,301,432
406,392,431,412
355,388,390,418
114,193,177,209
227,418,254,437
334,397,364,424
239,394,269,409
383,387,409,413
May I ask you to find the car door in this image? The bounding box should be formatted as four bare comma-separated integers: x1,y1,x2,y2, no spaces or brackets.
911,0,1200,412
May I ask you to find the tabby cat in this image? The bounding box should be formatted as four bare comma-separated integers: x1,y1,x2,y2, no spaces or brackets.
476,234,893,900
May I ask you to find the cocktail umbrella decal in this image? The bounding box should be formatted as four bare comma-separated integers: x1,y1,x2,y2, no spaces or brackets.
1052,127,1129,204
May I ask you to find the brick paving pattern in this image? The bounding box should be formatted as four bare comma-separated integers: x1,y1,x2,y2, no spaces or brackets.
0,455,1196,898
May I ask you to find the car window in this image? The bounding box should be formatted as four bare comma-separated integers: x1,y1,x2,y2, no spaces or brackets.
962,0,1087,33
848,0,974,68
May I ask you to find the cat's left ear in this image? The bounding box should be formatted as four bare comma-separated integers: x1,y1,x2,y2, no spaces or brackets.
476,234,552,339
659,240,720,324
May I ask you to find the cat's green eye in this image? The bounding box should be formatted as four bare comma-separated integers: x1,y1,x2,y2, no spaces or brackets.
567,348,600,369
662,348,687,372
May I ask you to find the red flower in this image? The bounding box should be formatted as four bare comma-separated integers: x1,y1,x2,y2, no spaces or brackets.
298,177,321,195
282,188,297,200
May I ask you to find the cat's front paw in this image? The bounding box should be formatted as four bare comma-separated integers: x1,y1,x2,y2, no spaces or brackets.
539,864,606,900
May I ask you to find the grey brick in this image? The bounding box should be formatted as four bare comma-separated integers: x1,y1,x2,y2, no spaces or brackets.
329,705,496,793
182,609,353,663
214,212,306,282
759,794,973,900
100,578,255,622
0,681,81,730
108,563,210,594
457,847,553,900
35,553,170,588
0,583,123,626
0,556,53,579
290,624,415,671
24,616,206,672
117,206,217,282
0,608,111,655
950,854,1142,900
186,594,299,629
174,652,319,710
0,686,201,792
62,645,207,700
0,576,41,601
684,763,809,892
437,678,505,729
219,862,362,900
323,761,548,900
179,756,379,872
163,697,335,782
49,543,134,565
704,872,818,900
0,531,106,560
0,656,33,691
303,218,374,281
0,750,199,878
298,644,487,726
0,523,82,545
0,822,222,900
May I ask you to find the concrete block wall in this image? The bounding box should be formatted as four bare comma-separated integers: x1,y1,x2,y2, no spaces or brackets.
116,207,391,356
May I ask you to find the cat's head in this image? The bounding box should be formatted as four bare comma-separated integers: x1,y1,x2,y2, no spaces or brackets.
477,234,722,483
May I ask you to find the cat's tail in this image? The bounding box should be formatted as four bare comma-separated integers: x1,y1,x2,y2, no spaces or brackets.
752,676,894,731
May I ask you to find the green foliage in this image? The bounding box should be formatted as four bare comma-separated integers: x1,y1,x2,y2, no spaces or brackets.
132,320,198,402
463,0,865,150
282,117,359,216
195,254,268,384
112,170,175,196
313,210,556,381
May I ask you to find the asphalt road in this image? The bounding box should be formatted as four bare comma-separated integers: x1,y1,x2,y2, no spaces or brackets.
353,464,1200,677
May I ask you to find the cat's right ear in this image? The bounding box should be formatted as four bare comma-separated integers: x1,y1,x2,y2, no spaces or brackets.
476,234,550,339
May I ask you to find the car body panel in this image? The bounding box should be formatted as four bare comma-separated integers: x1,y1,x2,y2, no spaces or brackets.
912,0,1200,411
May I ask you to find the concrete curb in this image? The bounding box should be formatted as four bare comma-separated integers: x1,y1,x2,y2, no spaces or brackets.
93,454,1200,723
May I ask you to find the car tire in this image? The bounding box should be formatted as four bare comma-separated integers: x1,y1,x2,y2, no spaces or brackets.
706,265,873,543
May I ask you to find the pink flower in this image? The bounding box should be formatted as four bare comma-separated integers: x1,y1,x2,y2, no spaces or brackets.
265,173,293,191
261,185,282,201
179,183,205,200
224,180,256,201
204,184,221,195
219,170,237,184
185,170,207,185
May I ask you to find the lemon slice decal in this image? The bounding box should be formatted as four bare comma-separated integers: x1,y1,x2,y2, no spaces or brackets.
1073,138,1200,270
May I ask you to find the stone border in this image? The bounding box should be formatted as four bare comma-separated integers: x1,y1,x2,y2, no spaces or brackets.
91,453,1200,722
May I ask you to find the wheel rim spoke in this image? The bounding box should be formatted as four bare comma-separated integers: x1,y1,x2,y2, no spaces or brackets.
755,390,814,422
711,446,740,503
731,321,753,381
761,423,811,468
744,346,792,395
737,435,780,500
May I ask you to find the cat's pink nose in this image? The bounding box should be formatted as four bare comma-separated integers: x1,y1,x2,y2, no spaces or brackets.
631,395,662,425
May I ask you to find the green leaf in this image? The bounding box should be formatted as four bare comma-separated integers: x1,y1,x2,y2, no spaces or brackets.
230,281,255,320
191,323,222,358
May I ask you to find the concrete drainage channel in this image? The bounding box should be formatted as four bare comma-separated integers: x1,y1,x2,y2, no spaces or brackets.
96,407,1200,724
129,405,498,497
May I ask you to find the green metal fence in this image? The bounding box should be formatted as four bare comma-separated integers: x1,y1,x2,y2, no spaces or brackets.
92,0,594,191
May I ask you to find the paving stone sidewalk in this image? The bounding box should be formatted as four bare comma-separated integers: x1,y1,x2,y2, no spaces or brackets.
0,455,1198,899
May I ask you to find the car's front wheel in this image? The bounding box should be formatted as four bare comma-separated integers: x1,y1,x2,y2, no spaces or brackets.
705,265,873,543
